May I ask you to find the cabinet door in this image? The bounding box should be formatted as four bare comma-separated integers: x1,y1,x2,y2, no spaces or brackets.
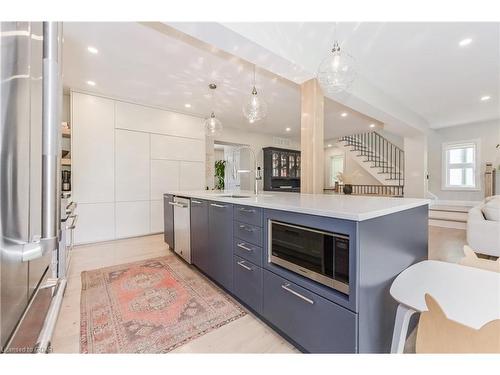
208,202,233,292
263,270,357,353
115,201,150,238
72,93,115,203
115,130,150,202
190,199,210,275
163,195,175,248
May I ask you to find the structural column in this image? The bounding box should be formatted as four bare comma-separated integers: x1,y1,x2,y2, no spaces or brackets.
403,134,428,198
300,78,325,194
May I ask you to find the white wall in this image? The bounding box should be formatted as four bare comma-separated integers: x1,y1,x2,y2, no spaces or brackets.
72,91,205,244
324,145,379,188
428,119,500,202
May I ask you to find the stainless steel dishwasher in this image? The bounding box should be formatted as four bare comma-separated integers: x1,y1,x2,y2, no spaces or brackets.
173,197,191,263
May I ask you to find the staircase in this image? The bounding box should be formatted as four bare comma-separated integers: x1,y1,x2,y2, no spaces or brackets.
338,131,405,190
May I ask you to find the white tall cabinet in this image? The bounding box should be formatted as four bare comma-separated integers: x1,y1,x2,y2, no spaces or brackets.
72,92,205,245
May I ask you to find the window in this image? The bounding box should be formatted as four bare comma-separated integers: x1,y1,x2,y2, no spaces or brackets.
442,140,480,190
330,155,344,185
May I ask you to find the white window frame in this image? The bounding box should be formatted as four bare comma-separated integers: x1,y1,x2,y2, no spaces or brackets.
441,139,481,191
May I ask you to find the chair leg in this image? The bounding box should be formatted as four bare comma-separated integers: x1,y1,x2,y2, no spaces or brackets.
391,304,418,353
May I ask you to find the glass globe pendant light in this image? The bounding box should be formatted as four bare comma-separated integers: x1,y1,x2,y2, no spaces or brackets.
243,65,267,123
205,111,222,136
317,40,357,95
205,83,223,136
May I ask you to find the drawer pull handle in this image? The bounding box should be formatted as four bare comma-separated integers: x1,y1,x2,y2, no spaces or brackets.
192,200,202,204
237,243,253,252
210,203,227,208
239,208,255,213
239,224,255,232
237,261,252,271
281,283,314,305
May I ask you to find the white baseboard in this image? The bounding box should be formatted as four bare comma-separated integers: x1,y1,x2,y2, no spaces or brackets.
429,219,467,230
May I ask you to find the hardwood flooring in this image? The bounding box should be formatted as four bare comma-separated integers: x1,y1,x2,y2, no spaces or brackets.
52,226,466,354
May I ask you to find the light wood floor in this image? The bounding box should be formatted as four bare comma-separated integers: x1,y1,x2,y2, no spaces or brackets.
51,234,297,353
52,226,466,354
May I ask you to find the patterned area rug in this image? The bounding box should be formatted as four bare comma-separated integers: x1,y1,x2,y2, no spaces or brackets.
80,255,246,353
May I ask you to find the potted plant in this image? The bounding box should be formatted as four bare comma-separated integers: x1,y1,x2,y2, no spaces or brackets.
214,160,226,190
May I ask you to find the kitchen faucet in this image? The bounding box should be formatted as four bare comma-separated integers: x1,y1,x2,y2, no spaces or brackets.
232,146,262,195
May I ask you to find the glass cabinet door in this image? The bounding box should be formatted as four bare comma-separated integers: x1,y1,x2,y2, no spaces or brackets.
280,153,288,177
272,152,279,177
296,155,301,178
288,154,296,178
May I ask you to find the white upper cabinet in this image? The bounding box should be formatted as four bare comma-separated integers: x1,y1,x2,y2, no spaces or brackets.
179,161,205,190
150,159,180,200
150,134,204,162
72,92,115,204
115,101,204,139
115,130,150,201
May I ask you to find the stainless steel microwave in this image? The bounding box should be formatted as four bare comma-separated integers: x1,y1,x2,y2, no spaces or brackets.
268,220,350,295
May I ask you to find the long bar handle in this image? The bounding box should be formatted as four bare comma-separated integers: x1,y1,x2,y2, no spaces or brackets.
238,207,255,213
237,261,252,271
239,224,255,232
168,201,187,208
210,203,227,208
281,283,314,305
237,243,253,252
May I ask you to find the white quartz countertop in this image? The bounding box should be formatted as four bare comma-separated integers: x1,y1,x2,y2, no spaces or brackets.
165,190,430,221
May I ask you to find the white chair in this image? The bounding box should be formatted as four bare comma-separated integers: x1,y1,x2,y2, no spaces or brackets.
389,260,500,353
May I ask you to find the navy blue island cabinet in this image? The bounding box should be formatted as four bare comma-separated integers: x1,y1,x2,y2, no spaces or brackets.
185,197,428,353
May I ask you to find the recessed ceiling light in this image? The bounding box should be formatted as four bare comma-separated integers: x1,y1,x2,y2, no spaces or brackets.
87,46,98,54
86,80,96,86
369,123,376,128
340,112,348,117
458,38,472,47
327,144,332,148
480,95,491,101
184,103,192,108
285,127,291,132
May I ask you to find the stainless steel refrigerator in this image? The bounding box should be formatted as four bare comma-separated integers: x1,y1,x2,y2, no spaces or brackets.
1,21,66,353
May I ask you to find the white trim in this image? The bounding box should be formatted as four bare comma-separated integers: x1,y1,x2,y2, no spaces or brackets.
441,139,481,191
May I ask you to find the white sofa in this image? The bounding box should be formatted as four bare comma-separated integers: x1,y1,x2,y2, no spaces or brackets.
467,196,500,257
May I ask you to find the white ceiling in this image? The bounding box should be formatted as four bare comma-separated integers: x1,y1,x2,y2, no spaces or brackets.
62,22,302,138
219,22,500,129
63,22,499,142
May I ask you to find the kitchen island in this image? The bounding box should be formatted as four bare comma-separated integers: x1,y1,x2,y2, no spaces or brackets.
164,191,429,353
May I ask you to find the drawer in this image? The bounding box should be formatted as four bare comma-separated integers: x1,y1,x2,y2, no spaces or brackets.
262,270,357,353
233,239,262,267
234,205,262,227
233,256,263,314
234,221,262,247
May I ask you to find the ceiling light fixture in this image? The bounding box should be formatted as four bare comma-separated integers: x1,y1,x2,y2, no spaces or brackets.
327,144,332,148
285,127,291,132
480,95,491,101
317,24,358,95
341,112,348,117
243,65,267,124
87,46,99,54
205,83,222,137
184,103,192,108
369,123,376,128
86,80,96,86
458,38,472,47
